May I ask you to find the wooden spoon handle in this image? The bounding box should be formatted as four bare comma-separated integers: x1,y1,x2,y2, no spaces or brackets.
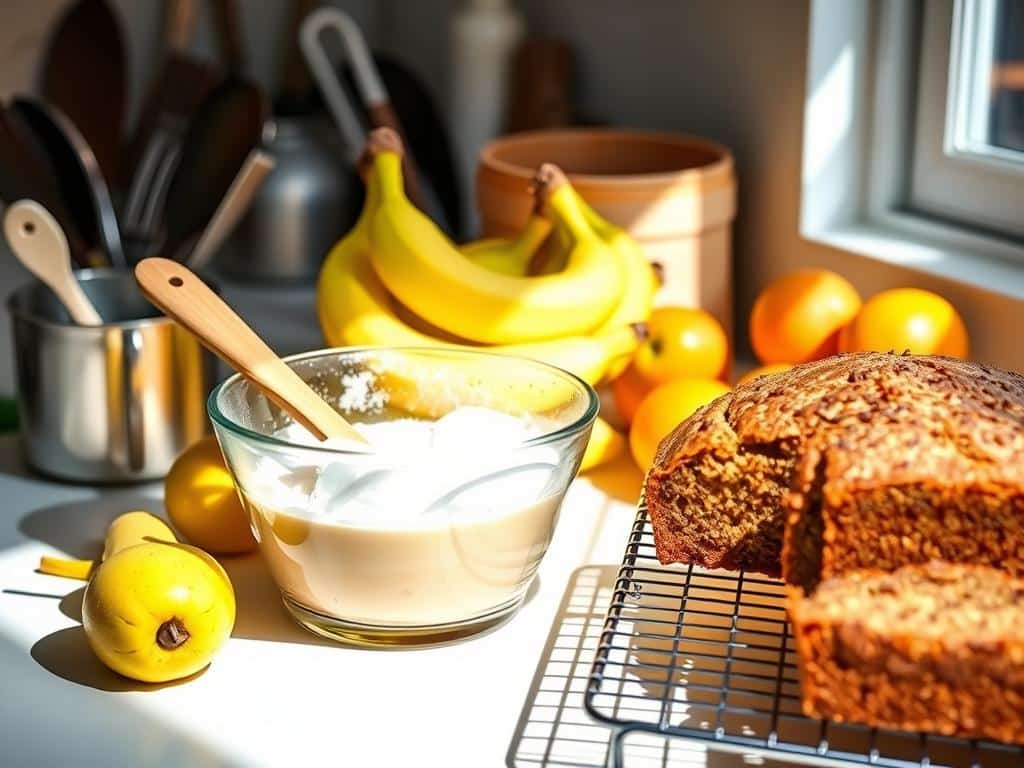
134,257,367,444
3,200,102,326
165,0,199,52
185,149,275,269
210,0,246,75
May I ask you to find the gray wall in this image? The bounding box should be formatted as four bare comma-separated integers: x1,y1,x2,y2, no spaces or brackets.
385,0,811,355
389,0,1024,369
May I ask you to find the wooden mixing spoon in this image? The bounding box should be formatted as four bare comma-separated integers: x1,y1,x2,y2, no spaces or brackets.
3,199,102,325
134,257,368,444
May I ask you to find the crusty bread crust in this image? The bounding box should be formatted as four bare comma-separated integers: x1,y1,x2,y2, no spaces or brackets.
646,352,1024,583
789,563,1024,743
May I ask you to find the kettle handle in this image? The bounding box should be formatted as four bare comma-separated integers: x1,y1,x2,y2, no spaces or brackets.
299,7,428,211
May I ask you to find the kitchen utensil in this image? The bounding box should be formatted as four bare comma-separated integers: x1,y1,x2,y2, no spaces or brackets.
275,0,320,114
504,38,574,132
358,55,462,237
274,0,459,228
477,129,737,336
122,0,217,237
210,345,595,645
450,0,523,236
299,7,432,217
40,0,127,184
0,103,95,268
218,115,359,282
185,149,275,269
10,97,125,268
0,397,17,433
211,0,246,76
6,269,216,481
135,257,366,443
3,200,102,325
159,79,268,262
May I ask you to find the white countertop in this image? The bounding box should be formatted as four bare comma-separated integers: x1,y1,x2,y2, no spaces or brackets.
0,439,809,768
0,432,654,767
0,271,802,767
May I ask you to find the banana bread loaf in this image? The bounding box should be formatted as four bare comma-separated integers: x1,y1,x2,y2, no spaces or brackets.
789,562,1024,743
645,352,1024,582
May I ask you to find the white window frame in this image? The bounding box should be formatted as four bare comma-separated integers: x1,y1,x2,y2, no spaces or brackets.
801,0,1024,300
911,0,1024,236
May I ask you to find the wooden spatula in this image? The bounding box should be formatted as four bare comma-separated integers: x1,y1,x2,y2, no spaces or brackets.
122,0,218,233
134,257,367,444
3,200,102,326
184,149,275,269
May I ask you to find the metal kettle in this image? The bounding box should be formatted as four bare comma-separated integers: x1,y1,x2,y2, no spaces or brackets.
218,115,362,282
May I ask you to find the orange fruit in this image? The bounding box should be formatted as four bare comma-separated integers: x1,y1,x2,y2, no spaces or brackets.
610,363,650,425
629,379,731,471
736,362,794,386
165,436,256,555
611,307,729,424
838,288,969,358
750,269,861,364
633,307,729,383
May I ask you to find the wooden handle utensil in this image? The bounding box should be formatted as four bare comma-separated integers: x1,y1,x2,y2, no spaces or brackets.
134,257,368,444
3,199,102,325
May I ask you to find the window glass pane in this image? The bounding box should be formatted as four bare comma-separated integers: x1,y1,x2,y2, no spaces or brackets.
990,0,1024,151
957,0,1024,160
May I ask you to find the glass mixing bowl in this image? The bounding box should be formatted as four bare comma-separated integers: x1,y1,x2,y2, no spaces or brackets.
209,347,597,646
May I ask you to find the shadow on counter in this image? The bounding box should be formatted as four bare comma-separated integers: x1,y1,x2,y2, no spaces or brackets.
17,492,547,693
580,451,645,506
0,633,242,767
505,565,795,768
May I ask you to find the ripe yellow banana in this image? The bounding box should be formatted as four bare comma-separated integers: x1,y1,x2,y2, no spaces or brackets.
38,556,94,580
38,511,177,580
102,511,177,559
579,417,626,472
541,189,657,376
315,174,643,417
470,187,657,350
317,182,640,384
460,213,552,276
365,132,625,344
389,292,480,345
574,195,658,335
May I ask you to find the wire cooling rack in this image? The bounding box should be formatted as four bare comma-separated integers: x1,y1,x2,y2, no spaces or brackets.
584,504,1024,768
508,565,795,768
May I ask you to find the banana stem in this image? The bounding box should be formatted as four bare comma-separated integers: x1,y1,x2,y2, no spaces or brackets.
514,215,553,275
365,128,407,202
534,165,598,244
373,152,406,201
515,214,552,254
38,556,95,580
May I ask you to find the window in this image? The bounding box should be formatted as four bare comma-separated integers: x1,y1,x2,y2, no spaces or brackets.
802,0,1024,296
911,0,1024,239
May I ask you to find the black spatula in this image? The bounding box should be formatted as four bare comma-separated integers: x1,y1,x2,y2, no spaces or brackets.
0,103,94,267
41,0,127,185
11,98,125,268
159,80,268,262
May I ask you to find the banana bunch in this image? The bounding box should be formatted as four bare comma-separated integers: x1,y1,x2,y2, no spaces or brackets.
316,128,658,470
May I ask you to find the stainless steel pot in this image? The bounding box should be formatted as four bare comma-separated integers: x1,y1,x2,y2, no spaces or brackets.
217,115,362,282
6,270,217,483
